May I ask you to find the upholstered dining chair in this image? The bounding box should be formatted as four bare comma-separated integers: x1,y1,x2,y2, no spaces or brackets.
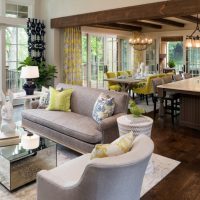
105,72,121,91
173,74,183,81
37,134,154,200
183,73,192,79
126,70,133,76
132,75,158,105
117,71,128,77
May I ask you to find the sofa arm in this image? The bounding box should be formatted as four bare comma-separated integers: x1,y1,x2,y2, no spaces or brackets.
98,113,126,131
30,100,39,109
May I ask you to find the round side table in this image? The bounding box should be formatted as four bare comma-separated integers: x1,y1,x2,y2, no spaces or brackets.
117,114,154,174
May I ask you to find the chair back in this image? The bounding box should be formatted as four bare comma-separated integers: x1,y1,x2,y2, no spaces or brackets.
173,74,183,81
158,73,166,78
162,75,173,84
126,70,133,76
106,72,117,86
78,135,154,200
183,73,192,79
117,71,128,77
152,77,163,94
146,75,158,94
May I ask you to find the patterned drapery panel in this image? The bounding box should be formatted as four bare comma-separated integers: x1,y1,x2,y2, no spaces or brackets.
27,18,46,62
64,27,82,85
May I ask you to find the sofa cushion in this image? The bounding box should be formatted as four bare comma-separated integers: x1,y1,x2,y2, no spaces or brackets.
92,93,115,123
47,87,73,112
56,83,129,117
22,109,102,144
90,131,135,159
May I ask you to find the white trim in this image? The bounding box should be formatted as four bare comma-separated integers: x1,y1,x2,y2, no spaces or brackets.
6,0,34,6
0,16,26,27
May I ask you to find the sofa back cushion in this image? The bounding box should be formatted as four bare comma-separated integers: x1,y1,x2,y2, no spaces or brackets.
56,83,129,117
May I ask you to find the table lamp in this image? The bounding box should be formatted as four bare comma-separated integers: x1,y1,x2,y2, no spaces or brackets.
20,66,39,95
21,132,40,150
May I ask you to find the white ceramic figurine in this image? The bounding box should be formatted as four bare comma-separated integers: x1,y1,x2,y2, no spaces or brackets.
0,90,16,135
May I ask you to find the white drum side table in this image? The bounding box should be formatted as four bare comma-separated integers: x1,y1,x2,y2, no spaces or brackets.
117,114,154,174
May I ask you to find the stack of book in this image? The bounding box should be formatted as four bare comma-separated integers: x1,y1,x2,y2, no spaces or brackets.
0,132,21,147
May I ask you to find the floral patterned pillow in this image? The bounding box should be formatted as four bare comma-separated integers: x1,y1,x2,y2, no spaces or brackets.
92,93,115,123
90,131,135,159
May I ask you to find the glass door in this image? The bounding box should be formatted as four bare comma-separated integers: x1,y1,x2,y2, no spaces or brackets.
5,26,28,92
186,47,200,76
90,35,104,89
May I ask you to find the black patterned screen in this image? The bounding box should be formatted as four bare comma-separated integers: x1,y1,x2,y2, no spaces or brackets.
27,18,46,62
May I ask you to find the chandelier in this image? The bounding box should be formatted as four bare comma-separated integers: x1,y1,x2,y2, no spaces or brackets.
129,33,153,51
185,14,200,48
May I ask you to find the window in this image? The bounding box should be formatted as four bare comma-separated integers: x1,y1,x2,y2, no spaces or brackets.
6,3,28,18
6,27,28,91
146,40,157,73
186,48,200,76
106,37,117,72
120,39,130,71
82,33,132,89
167,41,183,72
82,34,88,87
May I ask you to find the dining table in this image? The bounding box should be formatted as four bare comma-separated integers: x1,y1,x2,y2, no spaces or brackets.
157,76,200,130
104,77,144,92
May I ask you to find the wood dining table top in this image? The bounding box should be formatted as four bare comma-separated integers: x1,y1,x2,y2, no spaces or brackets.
157,76,200,94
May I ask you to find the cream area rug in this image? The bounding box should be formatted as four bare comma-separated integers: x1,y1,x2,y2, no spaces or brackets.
0,147,180,200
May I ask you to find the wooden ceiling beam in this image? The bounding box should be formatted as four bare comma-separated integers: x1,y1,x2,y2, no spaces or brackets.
51,0,200,28
176,15,198,23
149,18,185,27
91,23,142,32
118,21,162,29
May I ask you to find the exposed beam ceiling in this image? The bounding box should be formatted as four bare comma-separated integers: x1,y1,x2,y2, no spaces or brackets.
51,0,200,28
91,23,142,32
176,15,198,24
117,21,162,29
149,18,185,27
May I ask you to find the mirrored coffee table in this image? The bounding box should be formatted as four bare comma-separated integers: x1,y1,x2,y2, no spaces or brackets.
0,135,57,191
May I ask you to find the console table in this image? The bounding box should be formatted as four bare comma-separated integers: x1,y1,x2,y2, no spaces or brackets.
157,77,200,130
14,91,42,109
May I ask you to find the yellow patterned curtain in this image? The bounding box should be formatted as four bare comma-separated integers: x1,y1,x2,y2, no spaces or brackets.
64,27,82,85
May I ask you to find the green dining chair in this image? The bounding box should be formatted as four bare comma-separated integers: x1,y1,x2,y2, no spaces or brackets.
106,72,121,91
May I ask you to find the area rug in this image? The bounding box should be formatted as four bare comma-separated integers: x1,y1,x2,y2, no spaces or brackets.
0,148,180,200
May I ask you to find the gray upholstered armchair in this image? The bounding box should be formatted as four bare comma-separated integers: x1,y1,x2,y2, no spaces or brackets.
37,134,154,200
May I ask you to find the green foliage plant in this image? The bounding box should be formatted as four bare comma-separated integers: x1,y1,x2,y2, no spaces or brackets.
168,60,176,68
129,100,145,117
18,56,57,90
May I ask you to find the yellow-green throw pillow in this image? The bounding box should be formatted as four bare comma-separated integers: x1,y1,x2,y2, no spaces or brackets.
47,87,73,112
90,131,135,159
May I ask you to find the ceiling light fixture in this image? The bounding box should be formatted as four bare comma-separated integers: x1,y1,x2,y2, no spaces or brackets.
129,33,153,51
185,14,200,48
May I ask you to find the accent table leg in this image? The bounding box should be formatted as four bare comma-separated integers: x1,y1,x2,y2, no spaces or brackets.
24,99,31,109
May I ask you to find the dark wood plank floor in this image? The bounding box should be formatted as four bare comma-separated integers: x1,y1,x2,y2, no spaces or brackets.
142,112,200,200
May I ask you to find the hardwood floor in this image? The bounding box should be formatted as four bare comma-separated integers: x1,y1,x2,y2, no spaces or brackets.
142,112,200,200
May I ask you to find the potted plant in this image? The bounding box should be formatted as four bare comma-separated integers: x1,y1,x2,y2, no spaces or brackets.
168,60,176,68
18,56,57,90
129,100,145,117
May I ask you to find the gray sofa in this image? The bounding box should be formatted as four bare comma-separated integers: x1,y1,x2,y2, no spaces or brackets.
22,84,129,153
